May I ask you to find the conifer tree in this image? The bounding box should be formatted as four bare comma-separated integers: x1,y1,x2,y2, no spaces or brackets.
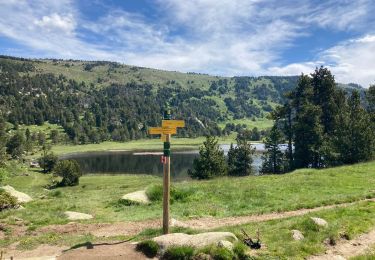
261,125,284,174
188,136,227,179
227,137,254,176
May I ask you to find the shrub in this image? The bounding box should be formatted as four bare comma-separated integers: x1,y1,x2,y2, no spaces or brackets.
136,240,159,258
38,153,58,173
162,246,194,260
0,189,18,210
53,160,82,186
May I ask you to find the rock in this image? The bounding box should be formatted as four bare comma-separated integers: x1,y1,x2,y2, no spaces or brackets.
217,240,233,251
170,218,189,228
153,232,238,250
64,211,93,220
1,185,33,203
122,190,150,204
291,230,304,240
311,217,328,227
39,195,47,199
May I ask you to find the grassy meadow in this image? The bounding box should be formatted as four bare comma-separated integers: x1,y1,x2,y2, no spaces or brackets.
1,161,375,258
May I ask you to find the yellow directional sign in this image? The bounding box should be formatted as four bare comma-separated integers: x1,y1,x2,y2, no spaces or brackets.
162,120,185,128
162,126,176,134
161,134,167,142
149,126,177,135
149,127,163,135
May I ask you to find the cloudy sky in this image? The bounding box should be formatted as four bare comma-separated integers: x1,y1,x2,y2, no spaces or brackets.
0,0,374,87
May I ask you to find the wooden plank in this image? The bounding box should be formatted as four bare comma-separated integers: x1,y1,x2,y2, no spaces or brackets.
162,120,185,128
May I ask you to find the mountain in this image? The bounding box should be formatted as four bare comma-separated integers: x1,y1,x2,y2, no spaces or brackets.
0,55,364,143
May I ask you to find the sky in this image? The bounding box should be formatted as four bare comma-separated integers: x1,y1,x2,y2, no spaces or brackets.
0,0,374,87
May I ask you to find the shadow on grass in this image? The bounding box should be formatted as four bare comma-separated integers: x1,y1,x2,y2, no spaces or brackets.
62,237,135,252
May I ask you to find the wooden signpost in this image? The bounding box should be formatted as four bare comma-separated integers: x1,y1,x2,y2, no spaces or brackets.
148,109,185,234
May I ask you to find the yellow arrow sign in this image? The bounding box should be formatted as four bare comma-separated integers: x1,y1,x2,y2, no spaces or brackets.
162,120,185,128
149,127,163,135
161,134,167,142
149,126,177,135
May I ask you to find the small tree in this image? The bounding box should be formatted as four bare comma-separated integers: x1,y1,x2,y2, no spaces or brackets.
227,138,254,176
188,136,227,179
39,152,58,173
6,132,25,159
54,160,82,186
261,125,285,174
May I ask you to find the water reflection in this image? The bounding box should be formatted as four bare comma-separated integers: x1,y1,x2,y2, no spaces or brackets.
62,144,268,180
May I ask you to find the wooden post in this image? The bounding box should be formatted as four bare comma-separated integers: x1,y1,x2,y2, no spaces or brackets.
163,133,171,234
148,108,184,235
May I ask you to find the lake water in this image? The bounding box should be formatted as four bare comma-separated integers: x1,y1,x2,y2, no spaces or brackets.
61,144,268,180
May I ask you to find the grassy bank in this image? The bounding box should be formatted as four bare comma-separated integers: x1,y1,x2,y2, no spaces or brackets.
50,135,239,156
1,161,375,227
1,161,375,257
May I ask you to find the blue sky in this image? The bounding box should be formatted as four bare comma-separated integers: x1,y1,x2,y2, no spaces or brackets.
0,0,374,87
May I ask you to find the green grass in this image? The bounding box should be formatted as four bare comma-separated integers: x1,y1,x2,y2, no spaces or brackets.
217,201,375,259
1,161,375,227
1,161,375,257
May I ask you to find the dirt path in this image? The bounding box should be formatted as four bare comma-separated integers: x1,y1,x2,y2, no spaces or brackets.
3,198,375,259
309,229,375,259
34,198,375,238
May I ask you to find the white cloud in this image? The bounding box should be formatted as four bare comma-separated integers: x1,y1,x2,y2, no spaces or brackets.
34,13,76,35
0,0,374,87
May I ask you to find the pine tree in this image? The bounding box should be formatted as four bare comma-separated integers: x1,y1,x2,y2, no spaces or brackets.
188,136,227,179
334,91,374,164
261,125,284,174
227,138,254,176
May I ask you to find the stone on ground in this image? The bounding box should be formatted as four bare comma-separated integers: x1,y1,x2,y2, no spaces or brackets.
292,230,304,240
153,232,238,250
122,190,150,204
64,211,93,220
311,217,328,227
170,218,189,228
1,185,33,203
217,240,233,250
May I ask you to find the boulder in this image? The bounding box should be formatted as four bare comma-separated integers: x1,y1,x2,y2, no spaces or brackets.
122,190,150,204
153,232,238,250
217,240,233,251
291,230,304,240
1,185,32,203
64,211,93,220
311,217,328,227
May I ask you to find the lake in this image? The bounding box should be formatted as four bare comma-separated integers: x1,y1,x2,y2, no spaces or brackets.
61,144,270,180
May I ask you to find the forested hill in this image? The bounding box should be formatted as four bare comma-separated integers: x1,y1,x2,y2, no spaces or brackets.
0,55,364,144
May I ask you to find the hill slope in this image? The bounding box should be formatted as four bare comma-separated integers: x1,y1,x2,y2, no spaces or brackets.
0,55,363,143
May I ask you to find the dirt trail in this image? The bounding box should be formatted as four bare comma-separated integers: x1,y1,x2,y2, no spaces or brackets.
309,229,375,259
35,198,375,238
3,198,375,259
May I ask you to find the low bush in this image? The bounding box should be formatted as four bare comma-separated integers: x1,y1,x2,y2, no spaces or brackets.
162,246,195,260
136,240,159,258
53,160,82,186
0,189,18,210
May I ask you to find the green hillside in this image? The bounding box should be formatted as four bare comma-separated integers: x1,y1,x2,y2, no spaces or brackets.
0,55,363,144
